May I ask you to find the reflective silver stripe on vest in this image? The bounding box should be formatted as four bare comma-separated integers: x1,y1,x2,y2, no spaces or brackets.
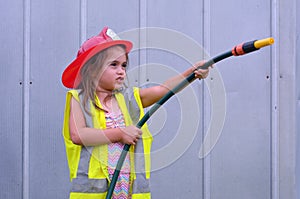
71,93,108,193
123,88,140,125
123,88,151,193
132,139,151,193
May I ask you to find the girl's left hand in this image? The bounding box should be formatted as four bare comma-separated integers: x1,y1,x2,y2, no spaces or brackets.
193,60,212,79
194,68,209,79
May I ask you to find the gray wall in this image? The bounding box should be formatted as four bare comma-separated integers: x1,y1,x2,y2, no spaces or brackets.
0,0,299,199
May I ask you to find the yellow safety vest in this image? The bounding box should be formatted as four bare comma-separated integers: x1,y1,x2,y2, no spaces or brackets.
62,87,153,199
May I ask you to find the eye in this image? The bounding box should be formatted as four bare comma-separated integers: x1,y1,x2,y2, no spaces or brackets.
110,61,117,67
122,62,127,68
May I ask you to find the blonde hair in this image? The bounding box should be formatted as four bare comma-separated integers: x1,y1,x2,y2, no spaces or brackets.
77,45,128,114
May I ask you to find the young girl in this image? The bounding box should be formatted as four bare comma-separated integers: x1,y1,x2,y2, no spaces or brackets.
62,27,210,199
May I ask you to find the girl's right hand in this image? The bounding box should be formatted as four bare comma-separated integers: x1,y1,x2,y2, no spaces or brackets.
119,125,142,145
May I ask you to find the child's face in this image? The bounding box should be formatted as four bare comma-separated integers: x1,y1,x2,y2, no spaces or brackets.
96,46,127,91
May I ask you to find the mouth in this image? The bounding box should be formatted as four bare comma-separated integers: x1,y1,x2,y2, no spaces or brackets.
116,77,124,83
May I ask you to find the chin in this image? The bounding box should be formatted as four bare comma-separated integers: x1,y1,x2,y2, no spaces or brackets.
113,85,123,91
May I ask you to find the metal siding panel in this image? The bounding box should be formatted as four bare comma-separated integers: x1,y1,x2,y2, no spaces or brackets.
147,0,203,42
87,0,140,35
0,1,24,199
145,1,205,198
209,0,272,199
277,0,297,197
29,0,81,198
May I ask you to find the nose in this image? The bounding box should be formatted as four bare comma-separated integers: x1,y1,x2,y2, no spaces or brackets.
117,65,125,74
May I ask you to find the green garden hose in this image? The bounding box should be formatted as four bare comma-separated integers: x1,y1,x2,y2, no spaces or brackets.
105,37,274,199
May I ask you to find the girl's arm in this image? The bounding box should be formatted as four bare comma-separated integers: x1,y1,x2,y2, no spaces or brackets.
69,97,142,146
139,61,211,108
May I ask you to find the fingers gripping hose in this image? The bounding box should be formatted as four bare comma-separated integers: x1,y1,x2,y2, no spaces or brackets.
105,37,274,199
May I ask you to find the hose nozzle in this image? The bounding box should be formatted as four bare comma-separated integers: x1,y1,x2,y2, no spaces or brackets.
254,37,274,49
232,37,274,56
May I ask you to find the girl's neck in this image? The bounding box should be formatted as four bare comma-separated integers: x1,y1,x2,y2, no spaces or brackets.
96,89,113,102
96,90,120,113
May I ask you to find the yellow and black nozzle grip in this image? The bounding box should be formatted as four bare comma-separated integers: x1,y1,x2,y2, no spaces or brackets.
232,37,274,56
254,37,274,49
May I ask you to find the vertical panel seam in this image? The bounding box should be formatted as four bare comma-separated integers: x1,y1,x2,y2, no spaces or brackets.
271,0,279,198
80,0,87,45
23,0,31,198
203,1,211,199
139,0,147,86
